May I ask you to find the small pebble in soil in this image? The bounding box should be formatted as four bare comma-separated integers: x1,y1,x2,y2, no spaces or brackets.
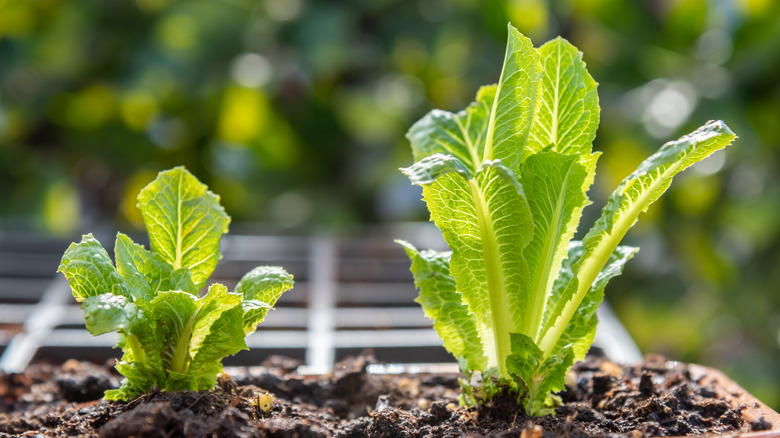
374,394,391,412
751,416,772,431
699,385,718,398
639,372,655,396
592,374,614,397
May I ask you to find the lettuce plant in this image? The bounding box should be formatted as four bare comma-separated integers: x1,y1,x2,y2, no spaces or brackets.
58,167,293,401
397,25,736,415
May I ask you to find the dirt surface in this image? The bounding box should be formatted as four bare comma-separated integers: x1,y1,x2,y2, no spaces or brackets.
0,352,772,437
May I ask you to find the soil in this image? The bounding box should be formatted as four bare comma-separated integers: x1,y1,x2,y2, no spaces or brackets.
0,351,775,437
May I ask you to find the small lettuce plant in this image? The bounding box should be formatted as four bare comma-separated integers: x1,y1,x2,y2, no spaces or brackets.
58,167,293,400
397,25,736,415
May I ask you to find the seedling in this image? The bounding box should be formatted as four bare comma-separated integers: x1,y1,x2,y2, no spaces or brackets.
397,25,736,415
58,166,293,401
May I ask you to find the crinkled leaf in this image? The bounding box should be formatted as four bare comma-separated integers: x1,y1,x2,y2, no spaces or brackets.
406,85,495,174
106,359,166,401
408,157,533,375
559,245,636,361
543,242,637,361
188,306,246,390
235,266,294,333
164,370,198,392
187,284,246,370
506,333,543,390
81,293,139,336
539,120,737,355
484,25,542,173
114,233,198,301
147,290,198,373
406,24,542,176
519,151,590,339
531,347,574,415
137,167,230,289
526,37,599,157
401,152,471,186
58,234,129,302
148,285,245,391
397,240,486,372
507,333,573,416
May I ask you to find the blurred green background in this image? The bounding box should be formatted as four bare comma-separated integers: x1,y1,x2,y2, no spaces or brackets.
1,0,778,409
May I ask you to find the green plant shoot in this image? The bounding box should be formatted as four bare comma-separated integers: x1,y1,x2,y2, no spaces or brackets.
397,25,737,415
58,167,294,401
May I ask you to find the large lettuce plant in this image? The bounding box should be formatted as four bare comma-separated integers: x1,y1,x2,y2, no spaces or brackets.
397,25,736,415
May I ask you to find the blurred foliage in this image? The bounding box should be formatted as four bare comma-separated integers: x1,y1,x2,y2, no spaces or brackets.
1,0,779,409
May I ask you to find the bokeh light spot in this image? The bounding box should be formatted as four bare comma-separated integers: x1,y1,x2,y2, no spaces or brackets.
43,180,80,236
53,84,117,131
697,29,734,65
265,0,303,22
692,149,726,176
120,92,159,131
135,0,169,13
121,169,158,229
231,53,273,89
218,86,269,144
157,14,198,49
270,192,313,228
418,0,451,22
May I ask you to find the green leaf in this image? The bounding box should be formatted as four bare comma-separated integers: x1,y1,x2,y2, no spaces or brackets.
507,333,573,416
526,37,599,158
560,245,636,361
543,242,637,361
506,333,543,391
401,152,472,185
397,240,486,371
81,293,139,336
148,284,245,391
58,234,129,302
405,24,541,176
531,347,574,415
164,370,198,392
147,290,198,374
187,283,246,369
235,266,294,334
539,120,737,356
106,359,166,401
411,157,533,375
406,85,495,173
483,24,542,174
519,151,590,340
115,233,198,301
137,167,230,289
187,306,245,390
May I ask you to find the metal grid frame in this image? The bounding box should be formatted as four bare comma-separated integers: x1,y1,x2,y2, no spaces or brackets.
0,224,641,373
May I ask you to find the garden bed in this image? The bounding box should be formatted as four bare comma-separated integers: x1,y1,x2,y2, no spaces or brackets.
1,351,778,437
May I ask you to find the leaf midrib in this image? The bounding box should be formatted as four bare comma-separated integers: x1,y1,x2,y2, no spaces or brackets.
551,39,561,148
174,171,184,270
526,165,571,341
468,177,511,375
539,159,684,356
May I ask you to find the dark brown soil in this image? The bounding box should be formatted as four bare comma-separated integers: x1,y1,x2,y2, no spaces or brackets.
0,352,773,437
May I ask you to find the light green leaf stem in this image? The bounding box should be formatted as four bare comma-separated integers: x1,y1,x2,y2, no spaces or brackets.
519,151,589,340
539,120,737,356
413,158,533,375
